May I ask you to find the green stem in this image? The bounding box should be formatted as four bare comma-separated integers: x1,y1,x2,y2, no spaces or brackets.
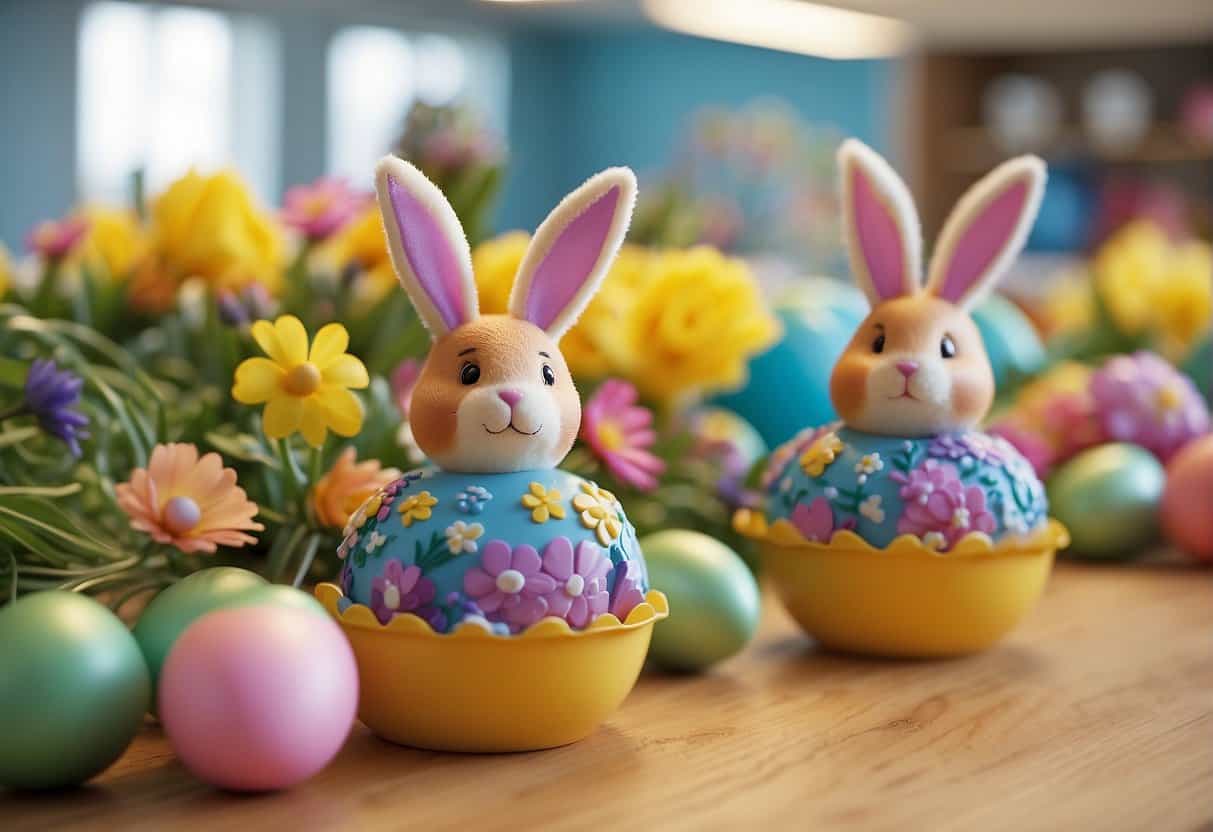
277,439,301,504
29,261,62,314
0,404,26,422
292,533,322,588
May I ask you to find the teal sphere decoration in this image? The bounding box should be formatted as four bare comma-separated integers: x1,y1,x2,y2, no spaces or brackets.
972,294,1046,390
1047,443,1165,560
1183,336,1211,405
640,530,760,672
132,566,267,706
713,278,868,447
0,591,150,789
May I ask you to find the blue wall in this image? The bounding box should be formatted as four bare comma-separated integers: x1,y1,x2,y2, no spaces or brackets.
500,28,892,229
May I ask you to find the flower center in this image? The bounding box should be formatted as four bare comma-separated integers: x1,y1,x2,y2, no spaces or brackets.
564,574,585,597
1155,385,1183,413
162,496,201,535
383,584,401,610
951,507,971,530
282,362,322,397
596,421,625,451
496,569,525,594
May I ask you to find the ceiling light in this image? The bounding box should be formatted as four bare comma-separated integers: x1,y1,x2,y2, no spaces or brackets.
643,0,914,60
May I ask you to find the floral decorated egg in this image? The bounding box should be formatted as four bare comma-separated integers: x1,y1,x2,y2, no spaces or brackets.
757,425,1048,551
336,468,648,634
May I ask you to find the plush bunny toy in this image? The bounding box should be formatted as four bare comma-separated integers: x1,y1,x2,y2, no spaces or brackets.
831,139,1046,437
376,156,636,473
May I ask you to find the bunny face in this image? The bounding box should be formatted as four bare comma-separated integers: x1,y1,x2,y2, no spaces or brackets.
830,139,1046,437
375,156,636,473
409,315,581,472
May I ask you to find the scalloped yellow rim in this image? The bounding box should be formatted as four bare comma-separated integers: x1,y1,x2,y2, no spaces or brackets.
733,508,1070,560
315,583,669,640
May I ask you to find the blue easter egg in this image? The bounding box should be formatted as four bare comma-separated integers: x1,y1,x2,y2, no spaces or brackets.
713,278,868,447
336,468,649,634
972,294,1046,390
757,425,1048,550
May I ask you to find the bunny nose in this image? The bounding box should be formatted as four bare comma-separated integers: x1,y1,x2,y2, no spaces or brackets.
498,389,523,408
896,361,919,379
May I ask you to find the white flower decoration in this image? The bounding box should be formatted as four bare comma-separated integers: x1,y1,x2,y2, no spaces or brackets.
364,530,387,554
855,453,884,476
922,532,947,551
859,495,885,523
444,520,485,554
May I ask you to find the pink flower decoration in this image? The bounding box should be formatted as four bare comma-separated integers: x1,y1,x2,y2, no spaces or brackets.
540,538,611,629
789,497,838,542
391,358,423,418
281,177,367,240
891,460,996,550
464,540,558,632
608,560,646,621
370,560,437,625
1089,351,1210,462
581,379,665,492
26,216,89,259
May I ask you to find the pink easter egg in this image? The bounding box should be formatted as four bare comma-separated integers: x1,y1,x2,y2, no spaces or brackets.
1161,435,1213,562
159,604,358,791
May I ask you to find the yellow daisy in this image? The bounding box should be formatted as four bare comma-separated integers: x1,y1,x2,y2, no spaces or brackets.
521,482,567,524
572,482,622,546
800,432,844,477
232,315,369,447
398,491,438,527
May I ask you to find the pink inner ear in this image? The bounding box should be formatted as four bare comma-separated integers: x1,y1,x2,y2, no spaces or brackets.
936,180,1029,304
524,186,620,331
852,166,907,301
387,175,468,331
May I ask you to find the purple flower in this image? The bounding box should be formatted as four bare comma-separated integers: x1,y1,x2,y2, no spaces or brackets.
21,359,89,457
609,560,647,621
540,538,611,629
1089,351,1210,462
370,560,437,625
890,460,996,550
789,497,838,542
928,433,1007,465
463,540,557,633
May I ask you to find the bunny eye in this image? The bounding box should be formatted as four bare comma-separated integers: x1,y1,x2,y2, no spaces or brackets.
541,364,556,386
872,333,886,354
940,335,957,359
460,362,481,385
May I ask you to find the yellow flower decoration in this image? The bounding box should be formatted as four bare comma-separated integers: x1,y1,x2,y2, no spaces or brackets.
232,315,370,447
572,482,622,546
521,482,567,524
397,491,438,527
800,432,844,477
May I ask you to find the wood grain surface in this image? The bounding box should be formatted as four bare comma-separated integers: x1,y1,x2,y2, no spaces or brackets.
4,562,1211,832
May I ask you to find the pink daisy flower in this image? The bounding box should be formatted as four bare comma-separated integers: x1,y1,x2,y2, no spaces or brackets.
540,538,611,629
26,216,89,259
581,380,665,492
281,177,367,240
464,540,558,633
891,460,996,550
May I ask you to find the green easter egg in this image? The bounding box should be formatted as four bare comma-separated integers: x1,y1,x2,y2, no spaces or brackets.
1047,443,1165,560
227,584,327,618
640,530,760,672
133,566,267,703
0,591,150,789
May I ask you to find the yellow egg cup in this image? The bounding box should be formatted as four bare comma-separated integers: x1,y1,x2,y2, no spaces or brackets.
315,583,668,752
735,511,1069,657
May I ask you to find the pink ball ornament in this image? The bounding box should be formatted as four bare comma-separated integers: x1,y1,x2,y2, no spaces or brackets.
159,605,358,791
1161,435,1213,562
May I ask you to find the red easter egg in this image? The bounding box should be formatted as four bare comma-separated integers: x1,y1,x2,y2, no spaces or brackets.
1161,435,1213,562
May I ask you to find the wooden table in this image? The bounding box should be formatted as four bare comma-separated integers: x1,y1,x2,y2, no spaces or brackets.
5,562,1212,831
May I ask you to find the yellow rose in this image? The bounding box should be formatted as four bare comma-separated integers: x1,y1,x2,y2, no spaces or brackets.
611,246,779,404
149,169,283,295
74,206,146,281
326,205,397,303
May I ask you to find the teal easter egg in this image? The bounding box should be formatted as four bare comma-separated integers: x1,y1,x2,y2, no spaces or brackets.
0,591,150,789
133,566,267,704
713,278,868,446
972,294,1046,390
337,468,650,635
640,530,760,672
1183,336,1211,405
1047,443,1165,560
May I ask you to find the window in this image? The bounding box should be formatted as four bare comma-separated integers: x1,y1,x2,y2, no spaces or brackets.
326,26,509,183
77,2,280,203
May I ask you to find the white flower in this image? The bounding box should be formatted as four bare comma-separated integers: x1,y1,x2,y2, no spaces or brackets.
824,486,839,499
922,532,947,551
859,495,885,523
950,507,971,530
364,530,387,554
855,453,884,476
444,520,484,554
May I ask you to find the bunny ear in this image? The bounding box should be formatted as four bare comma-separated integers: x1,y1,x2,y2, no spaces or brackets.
508,167,637,339
374,155,478,338
925,155,1046,309
838,138,923,307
